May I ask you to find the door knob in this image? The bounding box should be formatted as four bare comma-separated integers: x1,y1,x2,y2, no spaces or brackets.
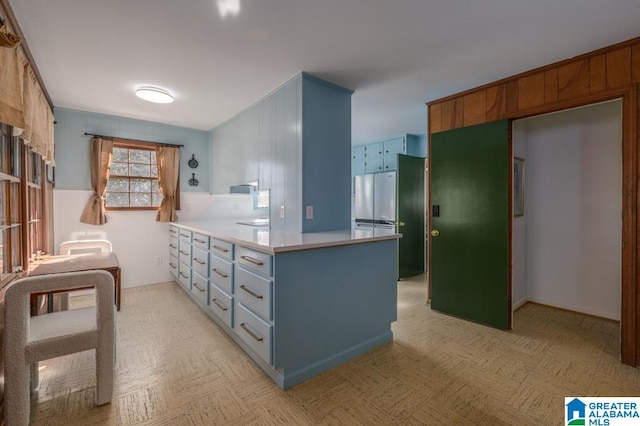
431,229,440,237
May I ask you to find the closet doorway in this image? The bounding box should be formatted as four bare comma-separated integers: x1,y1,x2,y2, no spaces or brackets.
511,100,622,341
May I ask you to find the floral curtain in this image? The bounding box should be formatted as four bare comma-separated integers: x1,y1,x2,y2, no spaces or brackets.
155,146,180,222
80,137,113,225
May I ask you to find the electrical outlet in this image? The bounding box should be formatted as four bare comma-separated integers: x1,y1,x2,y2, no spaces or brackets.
280,205,285,218
306,205,313,219
156,256,163,265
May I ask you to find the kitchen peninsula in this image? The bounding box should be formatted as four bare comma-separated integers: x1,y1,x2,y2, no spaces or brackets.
169,221,399,389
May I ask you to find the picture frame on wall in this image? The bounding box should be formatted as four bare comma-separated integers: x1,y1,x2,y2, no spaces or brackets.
514,157,525,216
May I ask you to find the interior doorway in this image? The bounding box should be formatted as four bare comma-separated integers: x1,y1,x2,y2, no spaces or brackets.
511,100,622,332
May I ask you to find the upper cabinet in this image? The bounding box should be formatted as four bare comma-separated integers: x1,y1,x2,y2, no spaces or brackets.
352,134,423,176
210,73,353,233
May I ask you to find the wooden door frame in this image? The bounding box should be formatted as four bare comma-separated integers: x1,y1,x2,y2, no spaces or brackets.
428,85,638,365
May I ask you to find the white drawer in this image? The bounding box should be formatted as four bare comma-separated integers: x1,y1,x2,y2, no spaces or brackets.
169,255,179,279
169,237,179,258
235,302,272,365
209,283,233,328
210,238,234,261
210,255,233,294
235,267,272,321
192,232,209,251
192,246,209,278
190,271,208,306
178,263,191,289
178,228,192,243
179,243,191,266
169,225,179,237
237,246,272,278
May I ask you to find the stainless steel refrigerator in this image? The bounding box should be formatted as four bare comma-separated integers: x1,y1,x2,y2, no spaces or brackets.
354,172,397,231
353,155,425,278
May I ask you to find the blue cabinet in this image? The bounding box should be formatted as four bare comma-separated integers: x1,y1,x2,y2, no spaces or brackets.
211,72,353,233
351,146,364,161
352,134,423,174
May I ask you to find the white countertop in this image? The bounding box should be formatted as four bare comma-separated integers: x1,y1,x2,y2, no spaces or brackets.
173,220,400,253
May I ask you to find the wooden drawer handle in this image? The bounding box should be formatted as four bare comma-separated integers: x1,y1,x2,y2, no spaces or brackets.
169,229,177,234
169,243,177,249
212,298,228,311
169,263,177,269
212,268,228,278
212,245,229,253
194,238,206,243
194,258,206,265
240,255,264,266
240,323,263,342
193,282,205,292
180,233,190,238
240,285,263,299
179,250,189,255
179,272,188,278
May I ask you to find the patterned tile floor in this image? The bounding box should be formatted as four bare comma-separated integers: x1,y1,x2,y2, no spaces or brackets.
29,275,640,425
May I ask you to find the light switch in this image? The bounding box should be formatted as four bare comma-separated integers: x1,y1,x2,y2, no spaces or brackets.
280,205,285,218
306,205,313,219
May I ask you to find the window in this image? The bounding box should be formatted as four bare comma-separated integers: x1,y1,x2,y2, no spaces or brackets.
105,141,167,210
26,149,43,258
0,123,24,283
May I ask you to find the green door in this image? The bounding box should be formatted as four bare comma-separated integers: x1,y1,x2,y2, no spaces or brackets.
397,154,425,278
430,120,511,329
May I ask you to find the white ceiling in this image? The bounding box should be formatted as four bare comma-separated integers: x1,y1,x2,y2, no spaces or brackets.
8,0,640,145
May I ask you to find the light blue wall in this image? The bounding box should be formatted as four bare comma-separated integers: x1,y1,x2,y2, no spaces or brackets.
416,133,428,158
53,108,210,192
302,74,352,232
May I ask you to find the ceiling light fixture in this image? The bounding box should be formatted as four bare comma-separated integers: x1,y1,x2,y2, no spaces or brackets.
135,86,174,104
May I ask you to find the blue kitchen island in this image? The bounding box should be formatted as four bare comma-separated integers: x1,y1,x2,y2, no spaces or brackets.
169,221,399,389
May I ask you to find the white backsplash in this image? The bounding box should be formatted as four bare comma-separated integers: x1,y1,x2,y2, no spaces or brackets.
179,193,265,221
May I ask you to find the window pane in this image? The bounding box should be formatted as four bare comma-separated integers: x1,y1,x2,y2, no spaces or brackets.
152,193,163,207
112,148,128,162
11,226,21,269
151,164,158,178
0,134,6,174
106,192,129,207
151,180,159,193
130,178,151,193
0,229,7,275
0,181,5,226
10,182,20,224
129,149,150,164
131,193,151,207
106,178,129,192
129,164,150,177
150,150,156,164
11,138,21,178
110,162,128,176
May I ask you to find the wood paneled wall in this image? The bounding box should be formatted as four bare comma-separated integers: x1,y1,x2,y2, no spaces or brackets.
429,37,640,131
427,35,640,367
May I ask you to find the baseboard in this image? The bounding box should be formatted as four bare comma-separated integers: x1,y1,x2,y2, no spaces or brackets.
512,298,528,312
525,301,620,323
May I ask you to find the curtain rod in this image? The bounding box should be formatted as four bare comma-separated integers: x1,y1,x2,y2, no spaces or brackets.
84,133,184,148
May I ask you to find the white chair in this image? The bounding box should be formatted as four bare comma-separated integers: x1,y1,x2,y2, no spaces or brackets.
4,270,116,426
56,239,113,311
58,239,112,256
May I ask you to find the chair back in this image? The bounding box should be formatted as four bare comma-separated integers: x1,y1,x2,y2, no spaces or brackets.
3,270,116,424
58,239,112,255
